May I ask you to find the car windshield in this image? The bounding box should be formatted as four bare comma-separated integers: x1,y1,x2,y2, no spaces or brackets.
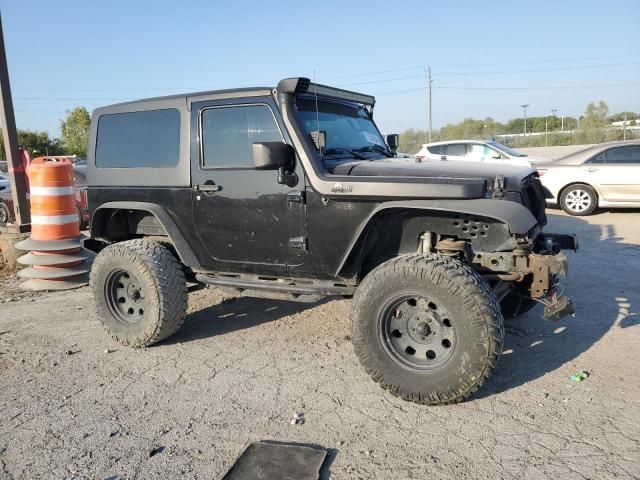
295,97,389,160
488,141,526,157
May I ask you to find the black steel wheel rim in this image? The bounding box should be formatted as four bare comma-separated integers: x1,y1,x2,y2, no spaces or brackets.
379,294,457,371
104,269,149,324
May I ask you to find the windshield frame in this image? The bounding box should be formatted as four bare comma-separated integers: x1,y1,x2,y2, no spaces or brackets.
293,95,390,162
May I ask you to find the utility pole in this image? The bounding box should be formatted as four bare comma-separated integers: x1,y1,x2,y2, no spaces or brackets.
520,104,529,137
545,118,548,146
0,10,30,231
427,65,432,142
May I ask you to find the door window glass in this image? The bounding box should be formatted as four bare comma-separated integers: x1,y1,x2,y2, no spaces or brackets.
201,105,282,168
427,145,445,155
605,146,640,164
445,144,467,157
468,144,495,160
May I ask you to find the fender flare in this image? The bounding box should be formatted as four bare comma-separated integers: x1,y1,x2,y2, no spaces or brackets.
91,201,200,267
336,198,538,276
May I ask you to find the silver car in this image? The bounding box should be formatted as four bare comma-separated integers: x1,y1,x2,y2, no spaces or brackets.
537,140,640,216
415,140,548,167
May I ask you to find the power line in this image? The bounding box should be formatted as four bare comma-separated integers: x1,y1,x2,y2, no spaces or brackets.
434,62,640,76
373,82,640,96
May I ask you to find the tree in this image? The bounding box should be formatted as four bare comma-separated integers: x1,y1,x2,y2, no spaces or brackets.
0,129,62,159
60,107,90,157
399,128,429,154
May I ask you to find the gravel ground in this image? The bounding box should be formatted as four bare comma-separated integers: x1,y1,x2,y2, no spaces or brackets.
1,210,639,479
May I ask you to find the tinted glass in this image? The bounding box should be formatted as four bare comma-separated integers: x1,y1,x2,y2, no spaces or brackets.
588,152,607,164
446,144,467,157
427,145,445,155
606,146,640,164
201,105,282,168
95,109,180,168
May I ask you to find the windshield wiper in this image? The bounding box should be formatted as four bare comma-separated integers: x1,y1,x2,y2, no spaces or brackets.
355,144,393,157
323,147,368,160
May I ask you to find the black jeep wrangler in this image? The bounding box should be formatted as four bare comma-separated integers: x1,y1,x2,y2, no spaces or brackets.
85,77,577,405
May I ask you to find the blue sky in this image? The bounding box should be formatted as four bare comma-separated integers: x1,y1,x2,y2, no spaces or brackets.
2,0,639,136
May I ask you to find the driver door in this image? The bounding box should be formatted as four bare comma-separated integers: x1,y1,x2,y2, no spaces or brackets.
191,98,307,271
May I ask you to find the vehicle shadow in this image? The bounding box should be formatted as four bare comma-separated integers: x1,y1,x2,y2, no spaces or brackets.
477,212,640,398
166,295,329,345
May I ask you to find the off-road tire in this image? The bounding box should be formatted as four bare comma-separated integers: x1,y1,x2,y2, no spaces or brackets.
500,291,537,319
351,253,504,405
90,238,187,347
560,183,597,216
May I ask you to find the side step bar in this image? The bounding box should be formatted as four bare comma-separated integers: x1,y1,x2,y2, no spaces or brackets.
195,273,356,303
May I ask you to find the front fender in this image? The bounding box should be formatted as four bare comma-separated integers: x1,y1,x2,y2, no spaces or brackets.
336,198,537,276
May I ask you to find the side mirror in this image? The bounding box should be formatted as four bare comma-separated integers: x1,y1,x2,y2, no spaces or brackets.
386,134,399,153
252,142,298,187
253,142,295,171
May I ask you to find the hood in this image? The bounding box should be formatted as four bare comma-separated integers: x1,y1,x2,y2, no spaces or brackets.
328,156,535,192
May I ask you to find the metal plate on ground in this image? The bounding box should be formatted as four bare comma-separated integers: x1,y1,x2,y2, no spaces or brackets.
223,441,327,480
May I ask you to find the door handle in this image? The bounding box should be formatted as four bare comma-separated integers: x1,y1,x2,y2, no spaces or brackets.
194,183,222,193
586,168,598,173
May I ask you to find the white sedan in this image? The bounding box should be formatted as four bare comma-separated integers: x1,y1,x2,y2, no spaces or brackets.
537,140,640,216
415,140,548,167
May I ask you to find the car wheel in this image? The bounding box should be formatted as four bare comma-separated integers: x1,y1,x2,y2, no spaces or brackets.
0,201,9,227
560,184,597,216
351,253,504,405
90,238,187,347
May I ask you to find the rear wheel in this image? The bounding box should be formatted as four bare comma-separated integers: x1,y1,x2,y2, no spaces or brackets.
90,239,187,347
560,184,597,216
351,253,504,405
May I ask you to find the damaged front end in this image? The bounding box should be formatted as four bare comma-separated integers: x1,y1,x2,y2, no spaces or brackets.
438,232,578,321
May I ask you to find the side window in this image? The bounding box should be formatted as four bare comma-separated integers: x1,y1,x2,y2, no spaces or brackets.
605,146,640,165
445,143,468,157
469,144,494,160
587,151,606,164
427,145,445,155
201,104,282,168
95,109,180,168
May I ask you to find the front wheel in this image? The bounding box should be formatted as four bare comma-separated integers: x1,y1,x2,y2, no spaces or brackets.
351,254,504,405
560,184,597,216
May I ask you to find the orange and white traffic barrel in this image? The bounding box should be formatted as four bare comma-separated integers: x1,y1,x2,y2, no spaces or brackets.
15,157,94,291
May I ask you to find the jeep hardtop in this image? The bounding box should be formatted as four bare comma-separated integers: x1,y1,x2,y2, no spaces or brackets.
86,77,577,405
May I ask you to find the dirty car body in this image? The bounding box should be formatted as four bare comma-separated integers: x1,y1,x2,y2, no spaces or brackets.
85,77,577,404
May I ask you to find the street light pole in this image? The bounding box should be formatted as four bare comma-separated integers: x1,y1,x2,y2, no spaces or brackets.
427,65,432,142
520,104,529,137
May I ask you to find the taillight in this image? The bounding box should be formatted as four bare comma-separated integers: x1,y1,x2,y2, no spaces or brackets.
537,169,548,177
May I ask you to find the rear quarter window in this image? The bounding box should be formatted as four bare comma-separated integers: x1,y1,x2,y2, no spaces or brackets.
95,108,180,168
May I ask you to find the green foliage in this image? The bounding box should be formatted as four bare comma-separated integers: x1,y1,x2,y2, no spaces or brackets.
399,128,430,154
397,100,638,150
60,107,91,157
0,129,63,159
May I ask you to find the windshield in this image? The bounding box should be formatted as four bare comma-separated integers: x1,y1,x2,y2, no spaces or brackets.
488,141,526,157
295,97,389,159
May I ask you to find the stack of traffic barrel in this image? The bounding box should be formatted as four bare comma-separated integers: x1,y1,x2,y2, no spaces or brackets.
15,157,94,290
